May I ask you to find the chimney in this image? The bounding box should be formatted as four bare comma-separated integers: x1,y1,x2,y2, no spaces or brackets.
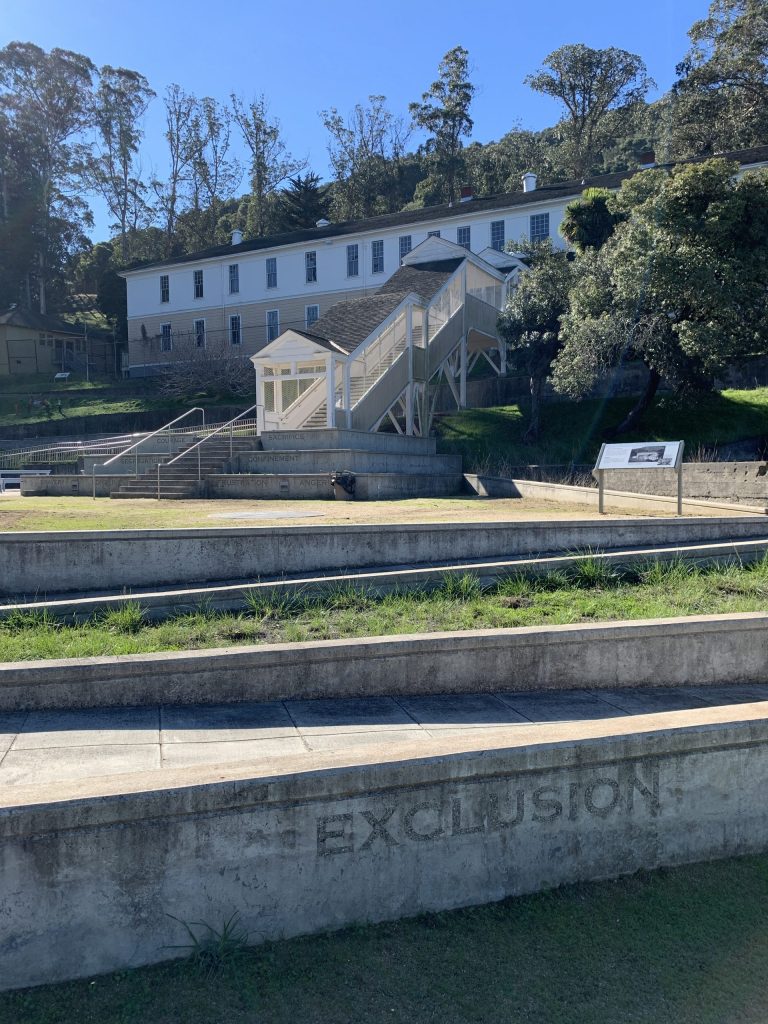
231,229,243,246
522,172,537,193
460,184,473,203
638,151,656,168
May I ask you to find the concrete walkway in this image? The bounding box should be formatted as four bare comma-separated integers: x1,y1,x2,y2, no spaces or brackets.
4,684,768,789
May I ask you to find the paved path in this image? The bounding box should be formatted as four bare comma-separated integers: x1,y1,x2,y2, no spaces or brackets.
3,684,768,789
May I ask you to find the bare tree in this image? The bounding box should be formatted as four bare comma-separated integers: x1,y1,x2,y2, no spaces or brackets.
156,329,253,399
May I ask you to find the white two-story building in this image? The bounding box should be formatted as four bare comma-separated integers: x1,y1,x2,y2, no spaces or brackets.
122,145,768,379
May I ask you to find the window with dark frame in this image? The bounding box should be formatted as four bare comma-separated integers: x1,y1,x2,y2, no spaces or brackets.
228,264,239,294
267,309,280,341
266,257,277,289
305,251,317,283
491,220,505,251
229,314,241,345
306,304,320,329
399,235,412,260
193,269,203,298
160,324,172,351
371,239,384,274
160,274,169,303
346,243,359,277
427,230,441,238
529,212,550,243
194,319,206,348
457,226,471,250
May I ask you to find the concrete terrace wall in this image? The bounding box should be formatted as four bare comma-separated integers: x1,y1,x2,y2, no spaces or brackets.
4,517,768,596
5,708,768,990
2,613,767,712
607,462,768,503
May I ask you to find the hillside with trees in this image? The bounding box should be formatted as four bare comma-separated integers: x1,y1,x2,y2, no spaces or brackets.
0,0,764,347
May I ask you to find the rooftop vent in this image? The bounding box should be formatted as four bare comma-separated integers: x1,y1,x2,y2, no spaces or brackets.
522,172,537,193
231,229,243,245
316,218,330,228
638,151,656,168
460,184,473,203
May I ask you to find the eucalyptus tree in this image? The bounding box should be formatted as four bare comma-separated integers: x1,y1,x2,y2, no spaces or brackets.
321,95,412,220
83,65,155,264
153,84,197,258
0,42,95,312
231,94,304,237
409,46,475,205
184,96,242,250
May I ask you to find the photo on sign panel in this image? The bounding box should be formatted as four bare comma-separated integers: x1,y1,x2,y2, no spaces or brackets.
628,445,673,466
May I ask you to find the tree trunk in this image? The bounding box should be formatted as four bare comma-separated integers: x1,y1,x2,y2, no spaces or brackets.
606,367,661,438
523,375,543,443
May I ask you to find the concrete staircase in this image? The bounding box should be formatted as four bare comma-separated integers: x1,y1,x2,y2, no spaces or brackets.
111,437,257,499
109,427,463,502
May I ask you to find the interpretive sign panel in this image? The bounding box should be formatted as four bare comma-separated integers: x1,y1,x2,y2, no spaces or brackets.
593,440,685,514
596,441,683,471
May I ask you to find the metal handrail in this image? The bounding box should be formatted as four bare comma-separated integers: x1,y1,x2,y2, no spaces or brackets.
157,404,259,499
0,435,137,468
92,406,205,498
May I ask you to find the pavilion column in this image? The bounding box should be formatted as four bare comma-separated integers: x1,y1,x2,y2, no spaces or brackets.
325,355,335,428
254,363,265,433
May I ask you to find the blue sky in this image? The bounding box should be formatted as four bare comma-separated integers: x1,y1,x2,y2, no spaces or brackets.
3,0,709,239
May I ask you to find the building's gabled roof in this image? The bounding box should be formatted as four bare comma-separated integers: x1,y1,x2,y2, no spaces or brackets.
377,259,464,300
477,247,526,274
303,292,412,355
120,144,768,275
0,306,85,336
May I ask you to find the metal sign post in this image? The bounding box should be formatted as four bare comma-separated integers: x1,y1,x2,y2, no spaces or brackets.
595,443,606,514
675,440,685,516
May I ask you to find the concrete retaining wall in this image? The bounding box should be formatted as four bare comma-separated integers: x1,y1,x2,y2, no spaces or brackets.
21,474,127,498
207,473,463,501
236,450,462,475
464,475,768,516
4,707,768,989
259,428,436,454
606,462,768,503
4,516,768,597
2,614,766,711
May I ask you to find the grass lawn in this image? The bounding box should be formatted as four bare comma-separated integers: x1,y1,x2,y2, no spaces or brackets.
436,387,768,470
0,376,243,427
1,556,766,661
0,494,664,533
3,853,768,1023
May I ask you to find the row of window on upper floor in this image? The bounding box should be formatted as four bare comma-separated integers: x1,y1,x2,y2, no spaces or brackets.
157,213,551,304
157,303,324,352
